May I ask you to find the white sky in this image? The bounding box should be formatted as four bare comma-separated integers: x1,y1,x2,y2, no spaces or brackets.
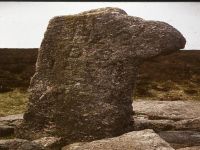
0,2,200,49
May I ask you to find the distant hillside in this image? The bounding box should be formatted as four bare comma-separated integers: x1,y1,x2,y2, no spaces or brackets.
0,48,200,101
0,48,37,92
136,50,200,101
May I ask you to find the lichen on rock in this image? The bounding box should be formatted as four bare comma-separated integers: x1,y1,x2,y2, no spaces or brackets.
16,7,186,144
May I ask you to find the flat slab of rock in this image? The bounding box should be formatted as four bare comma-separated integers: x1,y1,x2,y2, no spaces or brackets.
133,116,176,131
0,114,23,126
175,117,200,131
133,100,200,121
0,139,43,150
158,131,200,149
177,146,200,150
62,129,174,150
134,116,200,132
133,101,200,132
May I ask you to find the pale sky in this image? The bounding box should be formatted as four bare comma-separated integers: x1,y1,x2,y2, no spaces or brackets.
0,2,200,49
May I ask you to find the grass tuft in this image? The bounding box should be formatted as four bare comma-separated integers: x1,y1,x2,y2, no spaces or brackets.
0,89,29,117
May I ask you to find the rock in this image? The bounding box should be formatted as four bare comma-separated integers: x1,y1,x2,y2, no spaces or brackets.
0,125,14,137
177,146,200,150
0,114,23,127
33,137,61,149
0,139,43,150
175,117,200,131
133,100,200,121
158,131,200,149
133,101,200,149
62,129,174,150
133,101,200,132
16,7,185,143
133,115,175,131
0,114,23,122
133,116,200,132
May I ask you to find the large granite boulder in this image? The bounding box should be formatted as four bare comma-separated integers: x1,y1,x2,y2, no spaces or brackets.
16,7,185,144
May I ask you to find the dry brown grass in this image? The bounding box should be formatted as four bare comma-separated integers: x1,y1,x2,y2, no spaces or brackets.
0,89,28,117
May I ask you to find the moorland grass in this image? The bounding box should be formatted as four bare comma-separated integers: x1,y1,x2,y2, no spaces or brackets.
0,89,28,117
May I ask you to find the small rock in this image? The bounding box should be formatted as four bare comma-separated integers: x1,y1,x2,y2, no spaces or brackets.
0,114,23,122
62,129,174,150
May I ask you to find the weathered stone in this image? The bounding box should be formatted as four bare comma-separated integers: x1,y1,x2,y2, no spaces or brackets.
16,7,185,143
33,137,61,150
177,146,200,150
0,125,14,137
0,139,43,150
0,114,23,122
175,117,200,131
0,114,23,128
158,131,200,149
133,115,175,131
133,101,200,132
133,116,200,132
62,129,174,150
133,100,200,121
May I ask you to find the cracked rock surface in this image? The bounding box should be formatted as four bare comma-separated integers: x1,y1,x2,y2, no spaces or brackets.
16,7,185,144
133,100,200,149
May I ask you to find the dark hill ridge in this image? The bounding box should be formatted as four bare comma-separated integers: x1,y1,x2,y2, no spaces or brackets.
0,48,37,92
0,48,200,100
0,48,37,64
136,50,200,100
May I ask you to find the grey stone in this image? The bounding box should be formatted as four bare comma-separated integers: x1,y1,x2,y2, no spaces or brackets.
0,139,43,150
133,115,175,131
175,117,200,131
16,7,185,143
0,114,23,127
133,100,200,121
177,146,200,150
133,116,200,132
62,129,174,150
133,101,200,132
158,131,200,149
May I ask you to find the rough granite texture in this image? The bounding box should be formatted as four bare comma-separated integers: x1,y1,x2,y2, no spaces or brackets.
62,129,174,150
16,7,185,144
133,100,200,121
0,139,43,150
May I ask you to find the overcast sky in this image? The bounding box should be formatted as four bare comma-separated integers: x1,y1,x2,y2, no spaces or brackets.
0,2,199,49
